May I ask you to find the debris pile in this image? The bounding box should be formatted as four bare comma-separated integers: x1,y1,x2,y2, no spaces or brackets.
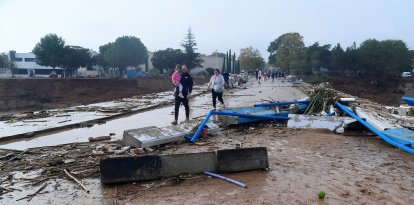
304,84,338,115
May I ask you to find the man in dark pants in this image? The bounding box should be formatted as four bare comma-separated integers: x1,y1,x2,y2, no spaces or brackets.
172,65,193,125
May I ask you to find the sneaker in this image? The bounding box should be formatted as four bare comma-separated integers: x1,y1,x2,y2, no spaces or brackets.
185,118,190,122
171,121,177,125
178,93,184,98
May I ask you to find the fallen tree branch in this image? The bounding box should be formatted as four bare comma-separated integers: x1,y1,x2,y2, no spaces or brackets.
63,169,89,193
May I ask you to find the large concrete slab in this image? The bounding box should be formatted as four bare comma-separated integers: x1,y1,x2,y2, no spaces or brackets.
100,155,162,184
123,126,187,148
123,121,219,148
287,114,354,131
217,147,269,173
160,152,217,177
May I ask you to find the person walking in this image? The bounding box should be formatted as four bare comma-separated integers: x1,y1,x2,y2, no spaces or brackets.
271,69,276,83
172,65,193,125
208,68,225,109
258,70,262,84
255,69,259,81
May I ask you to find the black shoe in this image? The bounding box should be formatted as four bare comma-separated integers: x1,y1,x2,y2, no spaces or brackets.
171,121,177,125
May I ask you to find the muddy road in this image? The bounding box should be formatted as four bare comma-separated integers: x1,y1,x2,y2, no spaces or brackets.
1,78,414,205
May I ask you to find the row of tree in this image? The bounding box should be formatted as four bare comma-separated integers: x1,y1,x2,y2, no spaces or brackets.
31,28,203,77
267,32,413,78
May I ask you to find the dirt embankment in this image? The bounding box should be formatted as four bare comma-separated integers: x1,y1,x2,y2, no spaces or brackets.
313,77,414,106
0,77,208,112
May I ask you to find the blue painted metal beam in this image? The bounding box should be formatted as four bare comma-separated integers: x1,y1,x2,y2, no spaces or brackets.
190,110,288,143
335,102,414,155
254,100,309,107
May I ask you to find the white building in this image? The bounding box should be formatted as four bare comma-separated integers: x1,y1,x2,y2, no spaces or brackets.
7,51,64,77
190,55,225,75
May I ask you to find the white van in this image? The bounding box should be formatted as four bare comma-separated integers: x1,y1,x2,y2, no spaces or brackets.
402,72,412,78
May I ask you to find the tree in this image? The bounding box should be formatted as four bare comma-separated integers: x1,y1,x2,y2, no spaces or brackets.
239,46,265,71
232,52,236,73
268,32,306,74
305,42,331,74
94,43,112,75
357,39,410,78
101,36,147,77
227,49,232,73
181,27,203,69
329,43,345,72
151,48,186,74
32,33,66,70
0,53,8,68
61,46,92,77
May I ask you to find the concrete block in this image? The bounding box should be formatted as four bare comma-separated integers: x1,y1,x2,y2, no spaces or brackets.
100,155,161,184
217,147,268,173
123,121,220,148
160,152,217,177
123,126,188,148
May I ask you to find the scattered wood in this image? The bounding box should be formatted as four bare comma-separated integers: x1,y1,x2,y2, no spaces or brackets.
22,120,48,123
58,120,72,124
63,169,89,193
16,183,47,202
55,114,71,117
88,136,111,142
0,149,30,167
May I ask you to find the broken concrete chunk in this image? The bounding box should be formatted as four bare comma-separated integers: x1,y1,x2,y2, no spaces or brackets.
100,155,162,184
160,152,216,178
217,147,269,173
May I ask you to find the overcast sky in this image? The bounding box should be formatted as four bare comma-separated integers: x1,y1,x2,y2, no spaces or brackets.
1,0,413,59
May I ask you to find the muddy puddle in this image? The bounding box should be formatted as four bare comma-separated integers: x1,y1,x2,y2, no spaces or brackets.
0,95,212,150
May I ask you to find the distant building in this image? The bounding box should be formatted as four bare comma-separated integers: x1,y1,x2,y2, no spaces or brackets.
190,55,224,76
7,51,64,78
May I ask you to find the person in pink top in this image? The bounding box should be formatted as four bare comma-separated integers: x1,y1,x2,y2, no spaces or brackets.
171,64,184,98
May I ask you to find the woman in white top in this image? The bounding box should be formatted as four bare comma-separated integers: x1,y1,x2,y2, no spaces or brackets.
208,69,225,109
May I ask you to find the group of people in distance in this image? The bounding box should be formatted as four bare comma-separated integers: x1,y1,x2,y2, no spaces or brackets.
255,69,284,83
170,65,225,125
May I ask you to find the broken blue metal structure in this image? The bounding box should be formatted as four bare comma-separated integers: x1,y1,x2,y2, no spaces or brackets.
402,96,414,106
189,109,289,143
254,100,309,107
336,102,414,155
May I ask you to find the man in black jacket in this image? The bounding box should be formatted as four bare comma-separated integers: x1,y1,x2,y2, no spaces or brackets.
172,65,193,125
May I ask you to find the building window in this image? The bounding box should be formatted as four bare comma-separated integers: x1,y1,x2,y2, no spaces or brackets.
24,58,36,62
15,69,28,74
35,69,63,75
14,58,23,62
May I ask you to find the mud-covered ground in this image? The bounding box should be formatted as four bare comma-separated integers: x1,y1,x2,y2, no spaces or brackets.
1,78,414,204
105,127,414,205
